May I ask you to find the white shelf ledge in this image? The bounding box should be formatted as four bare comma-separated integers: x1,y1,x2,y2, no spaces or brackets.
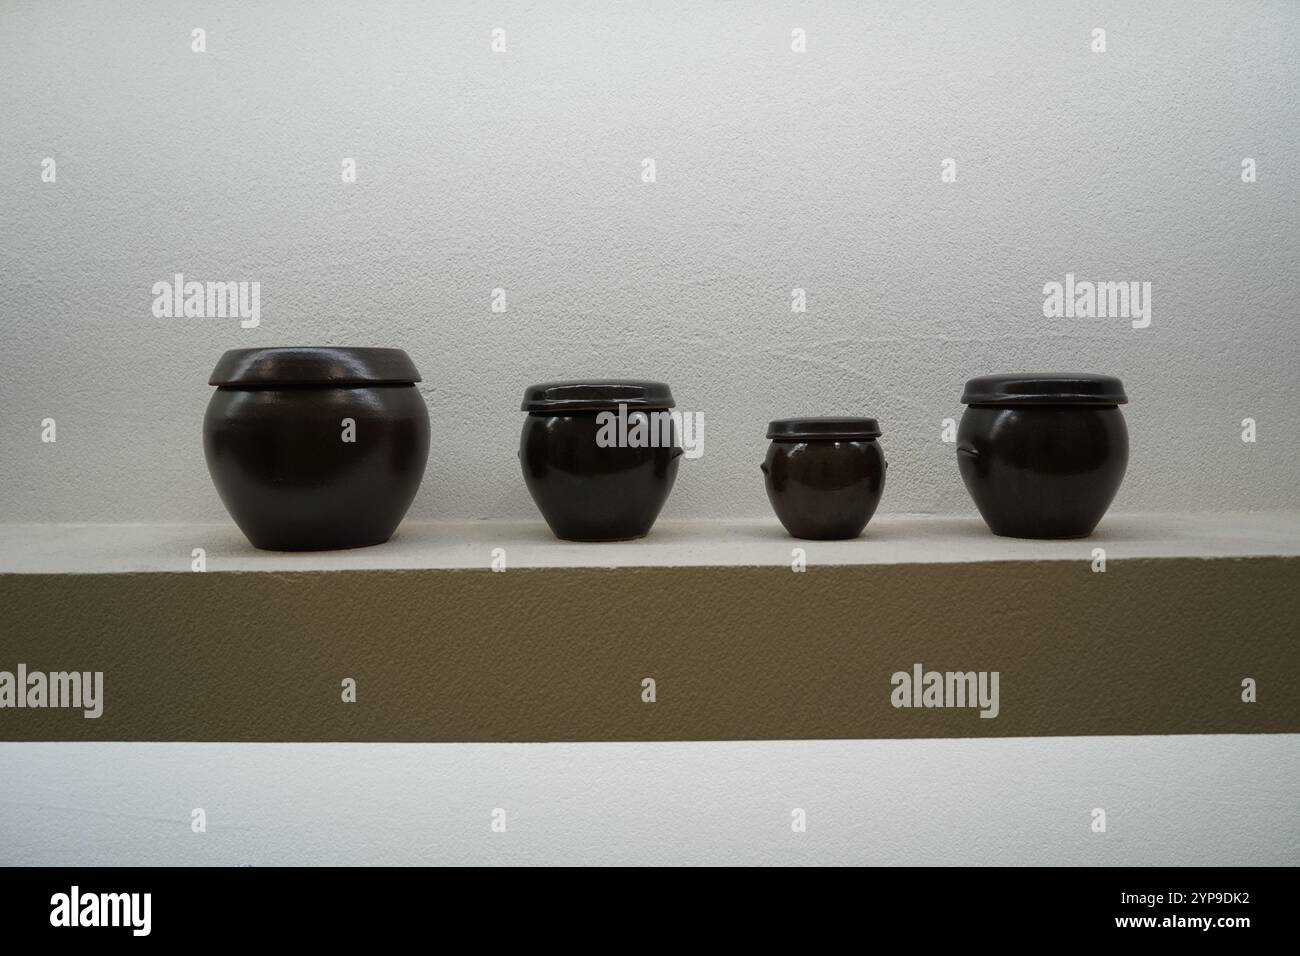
2,510,1296,742
2,512,1297,575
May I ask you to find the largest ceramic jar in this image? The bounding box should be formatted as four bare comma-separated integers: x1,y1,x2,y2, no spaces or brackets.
957,373,1128,539
520,381,682,541
204,347,430,551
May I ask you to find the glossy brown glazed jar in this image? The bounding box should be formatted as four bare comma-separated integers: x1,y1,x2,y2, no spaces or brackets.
957,373,1128,539
204,347,430,551
762,418,886,540
520,381,682,541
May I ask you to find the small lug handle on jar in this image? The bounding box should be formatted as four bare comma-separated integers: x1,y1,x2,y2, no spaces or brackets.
957,443,979,459
671,446,685,460
759,462,769,474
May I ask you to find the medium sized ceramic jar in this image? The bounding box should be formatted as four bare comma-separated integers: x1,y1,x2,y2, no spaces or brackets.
520,381,682,541
957,373,1128,539
762,417,886,540
204,347,430,551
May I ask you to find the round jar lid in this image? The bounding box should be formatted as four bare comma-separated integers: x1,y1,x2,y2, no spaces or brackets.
767,417,882,440
521,380,675,412
209,347,421,387
961,373,1127,406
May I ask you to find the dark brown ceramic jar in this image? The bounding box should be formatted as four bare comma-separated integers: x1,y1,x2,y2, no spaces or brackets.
204,347,430,551
957,373,1128,539
520,381,682,541
762,418,886,540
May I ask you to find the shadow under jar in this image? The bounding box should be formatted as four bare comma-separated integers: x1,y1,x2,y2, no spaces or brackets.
520,381,682,541
957,373,1129,539
204,347,430,551
762,417,886,540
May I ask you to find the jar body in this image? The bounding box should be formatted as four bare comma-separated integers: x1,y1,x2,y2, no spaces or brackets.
204,384,430,551
957,404,1127,539
520,410,680,541
763,439,886,540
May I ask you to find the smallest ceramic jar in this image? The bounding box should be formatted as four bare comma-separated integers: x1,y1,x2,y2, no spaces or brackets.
762,417,886,540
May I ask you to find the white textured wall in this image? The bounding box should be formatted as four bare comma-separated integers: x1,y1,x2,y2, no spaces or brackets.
1,0,1297,523
3,737,1297,866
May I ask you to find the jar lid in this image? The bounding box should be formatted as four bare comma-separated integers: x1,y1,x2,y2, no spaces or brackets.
521,380,675,412
209,347,421,387
767,417,882,440
961,373,1127,406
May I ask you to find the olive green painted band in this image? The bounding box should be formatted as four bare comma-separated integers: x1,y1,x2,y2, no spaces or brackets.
1,558,1295,742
